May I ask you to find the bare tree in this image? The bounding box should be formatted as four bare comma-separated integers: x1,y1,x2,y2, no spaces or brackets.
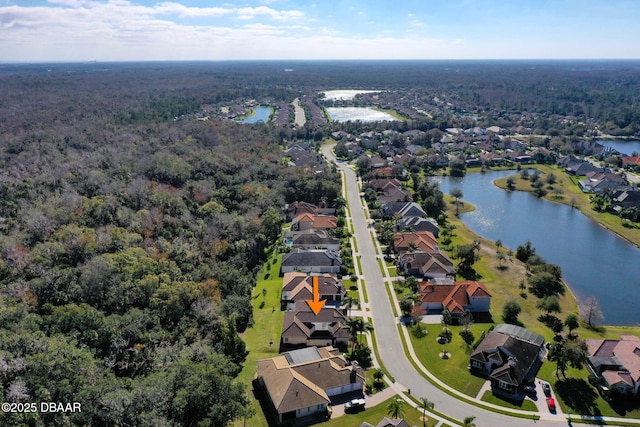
580,296,604,327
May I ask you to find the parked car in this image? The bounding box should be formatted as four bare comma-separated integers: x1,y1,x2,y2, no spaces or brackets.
546,397,556,412
344,398,366,413
523,384,536,395
541,381,551,396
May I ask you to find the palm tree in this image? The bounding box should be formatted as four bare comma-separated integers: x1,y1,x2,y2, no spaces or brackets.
356,318,374,340
343,317,362,351
565,313,580,338
386,398,405,419
343,295,359,318
451,187,463,215
417,397,435,427
343,317,373,351
463,416,477,427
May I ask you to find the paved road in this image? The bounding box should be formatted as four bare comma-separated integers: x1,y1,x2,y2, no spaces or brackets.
322,144,568,427
292,98,306,127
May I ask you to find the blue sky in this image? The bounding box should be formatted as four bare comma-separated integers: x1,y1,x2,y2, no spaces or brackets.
1,0,638,62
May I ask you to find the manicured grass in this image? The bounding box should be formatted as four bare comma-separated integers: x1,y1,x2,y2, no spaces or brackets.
480,391,538,412
408,323,487,397
234,252,285,427
324,396,438,427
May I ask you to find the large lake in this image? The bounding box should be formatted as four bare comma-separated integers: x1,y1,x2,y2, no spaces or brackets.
322,89,380,101
326,107,398,123
434,171,640,326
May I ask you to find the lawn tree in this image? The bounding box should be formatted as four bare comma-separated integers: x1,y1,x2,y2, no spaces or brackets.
417,397,435,427
450,187,463,215
502,300,522,325
548,339,589,379
536,295,562,316
565,313,580,338
463,416,477,427
455,241,480,273
386,398,405,419
343,295,359,318
581,296,604,327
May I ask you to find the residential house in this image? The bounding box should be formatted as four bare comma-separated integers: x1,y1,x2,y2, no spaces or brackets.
256,346,365,425
369,156,387,168
281,272,346,310
285,229,341,251
286,201,319,221
292,213,338,231
360,418,415,427
470,324,546,396
396,216,440,237
393,231,439,254
622,156,640,167
613,190,640,211
281,301,349,348
564,158,605,176
381,201,427,220
585,335,640,395
398,251,454,280
369,179,413,204
281,250,342,274
579,171,627,193
419,280,491,315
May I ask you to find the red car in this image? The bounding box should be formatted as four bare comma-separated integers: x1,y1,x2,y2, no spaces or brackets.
546,397,556,412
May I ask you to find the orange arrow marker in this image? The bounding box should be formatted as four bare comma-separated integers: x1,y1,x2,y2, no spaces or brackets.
306,276,327,315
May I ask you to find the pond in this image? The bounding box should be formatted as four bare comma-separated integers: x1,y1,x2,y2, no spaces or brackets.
240,106,271,124
322,90,380,101
434,171,640,326
597,139,640,156
326,107,398,123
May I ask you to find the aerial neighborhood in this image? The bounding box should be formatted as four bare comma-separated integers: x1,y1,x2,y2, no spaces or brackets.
250,95,640,426
3,61,640,427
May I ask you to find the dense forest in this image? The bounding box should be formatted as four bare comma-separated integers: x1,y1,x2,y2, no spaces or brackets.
0,60,638,426
0,64,343,426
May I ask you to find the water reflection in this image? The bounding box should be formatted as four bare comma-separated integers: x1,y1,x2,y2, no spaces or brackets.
435,171,640,326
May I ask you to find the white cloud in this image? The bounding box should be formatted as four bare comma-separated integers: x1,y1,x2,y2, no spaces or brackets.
2,0,634,61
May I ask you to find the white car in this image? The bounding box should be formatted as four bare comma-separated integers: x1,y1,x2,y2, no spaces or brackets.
344,398,366,413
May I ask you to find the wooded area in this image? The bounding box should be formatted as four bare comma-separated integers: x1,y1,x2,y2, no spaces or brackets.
1,59,639,426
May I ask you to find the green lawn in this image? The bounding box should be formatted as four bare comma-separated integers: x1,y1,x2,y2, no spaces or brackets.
480,391,538,412
234,251,285,427
324,396,438,427
408,323,487,397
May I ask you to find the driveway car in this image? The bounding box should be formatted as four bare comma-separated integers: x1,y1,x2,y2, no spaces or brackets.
546,397,556,412
344,398,365,413
541,381,551,396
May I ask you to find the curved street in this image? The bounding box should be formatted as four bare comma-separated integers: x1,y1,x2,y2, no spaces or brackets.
322,143,576,427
